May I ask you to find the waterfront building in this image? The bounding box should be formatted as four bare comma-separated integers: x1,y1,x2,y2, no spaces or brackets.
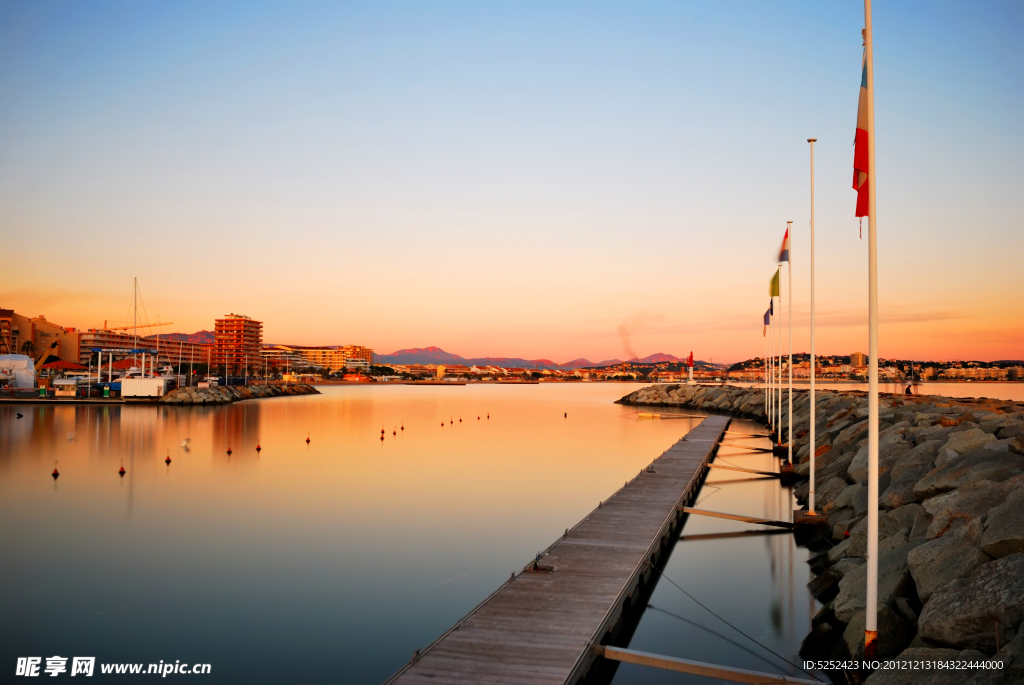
260,344,374,372
850,351,868,366
215,314,263,375
79,329,214,367
0,309,81,365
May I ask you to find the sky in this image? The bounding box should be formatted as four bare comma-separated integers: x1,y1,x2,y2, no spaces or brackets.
2,1,1022,364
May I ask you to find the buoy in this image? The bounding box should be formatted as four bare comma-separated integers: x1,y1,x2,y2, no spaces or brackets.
477,415,480,420
380,435,384,442
459,416,462,423
167,449,172,464
17,412,24,419
381,425,385,435
400,423,404,431
450,417,453,424
226,446,232,455
256,442,261,452
52,461,59,479
393,427,397,436
441,422,444,427
487,412,490,419
119,460,125,477
564,412,567,418
306,433,310,444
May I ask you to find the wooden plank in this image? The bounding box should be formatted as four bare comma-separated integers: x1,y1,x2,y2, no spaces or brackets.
386,415,730,685
597,646,819,685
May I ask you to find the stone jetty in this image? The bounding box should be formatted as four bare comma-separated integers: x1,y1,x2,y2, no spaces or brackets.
160,383,319,405
619,383,1024,683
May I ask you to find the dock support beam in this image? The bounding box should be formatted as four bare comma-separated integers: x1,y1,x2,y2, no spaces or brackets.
594,645,818,684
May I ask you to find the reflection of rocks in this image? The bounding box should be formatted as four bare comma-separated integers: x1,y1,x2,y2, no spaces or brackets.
619,384,1024,672
161,384,320,405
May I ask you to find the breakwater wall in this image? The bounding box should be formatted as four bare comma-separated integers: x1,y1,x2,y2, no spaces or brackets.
619,383,1024,677
160,383,320,405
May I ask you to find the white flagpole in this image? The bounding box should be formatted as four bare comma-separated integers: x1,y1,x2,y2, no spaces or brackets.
769,300,774,429
808,138,818,514
787,221,793,465
864,0,881,659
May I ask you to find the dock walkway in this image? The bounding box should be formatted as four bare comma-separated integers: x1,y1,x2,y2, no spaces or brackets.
387,415,730,684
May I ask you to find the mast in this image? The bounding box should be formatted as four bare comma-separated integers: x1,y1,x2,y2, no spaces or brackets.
808,138,818,514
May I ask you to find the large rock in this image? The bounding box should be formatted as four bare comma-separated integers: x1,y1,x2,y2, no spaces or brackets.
843,605,914,660
849,433,912,482
913,450,1024,501
881,441,942,509
834,535,920,624
982,489,1024,559
907,517,992,602
923,476,1024,540
918,553,1024,651
964,630,1024,684
935,428,998,467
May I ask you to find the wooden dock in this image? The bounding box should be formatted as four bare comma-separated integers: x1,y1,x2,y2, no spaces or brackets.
386,415,731,685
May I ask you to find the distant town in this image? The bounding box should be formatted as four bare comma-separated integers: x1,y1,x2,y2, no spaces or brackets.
2,307,1022,386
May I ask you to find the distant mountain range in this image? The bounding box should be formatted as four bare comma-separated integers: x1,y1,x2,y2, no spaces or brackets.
375,346,695,370
149,330,215,345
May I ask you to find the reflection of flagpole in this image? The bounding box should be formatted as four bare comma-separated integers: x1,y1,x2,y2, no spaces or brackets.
787,221,793,465
864,0,881,659
808,138,818,514
776,267,782,442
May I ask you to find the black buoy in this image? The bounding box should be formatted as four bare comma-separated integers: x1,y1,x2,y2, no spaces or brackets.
256,442,261,452
459,416,462,423
226,446,232,455
52,461,59,479
119,460,125,477
306,433,310,444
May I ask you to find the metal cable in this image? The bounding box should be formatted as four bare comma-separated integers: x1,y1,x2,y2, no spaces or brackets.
648,565,822,681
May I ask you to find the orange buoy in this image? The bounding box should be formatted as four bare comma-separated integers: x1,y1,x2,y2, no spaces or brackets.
400,423,404,431
381,425,385,435
459,416,462,423
256,442,261,452
119,461,126,476
380,435,384,442
306,433,310,444
393,427,397,436
477,415,480,420
226,446,231,455
52,461,59,479
166,449,173,464
441,422,444,427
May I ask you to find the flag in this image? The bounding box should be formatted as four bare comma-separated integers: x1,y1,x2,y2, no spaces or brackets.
854,55,869,218
763,309,770,336
769,270,780,297
769,299,774,316
778,227,790,263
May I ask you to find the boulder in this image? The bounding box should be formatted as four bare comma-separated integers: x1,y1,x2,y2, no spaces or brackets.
918,553,1024,651
815,476,850,511
997,422,1024,440
843,605,914,660
982,489,1024,559
880,441,943,510
935,428,997,467
964,630,1024,684
834,536,920,624
907,517,992,602
923,476,1024,540
913,450,1024,501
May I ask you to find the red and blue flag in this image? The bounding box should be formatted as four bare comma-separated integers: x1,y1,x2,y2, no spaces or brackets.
854,56,869,218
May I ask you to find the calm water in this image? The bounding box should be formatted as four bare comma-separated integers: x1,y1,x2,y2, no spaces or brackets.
1,384,818,683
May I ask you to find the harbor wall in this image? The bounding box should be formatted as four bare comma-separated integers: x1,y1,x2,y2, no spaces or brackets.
619,383,1024,677
161,383,320,405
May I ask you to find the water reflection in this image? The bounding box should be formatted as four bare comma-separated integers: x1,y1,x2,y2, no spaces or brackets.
613,419,821,684
2,384,722,684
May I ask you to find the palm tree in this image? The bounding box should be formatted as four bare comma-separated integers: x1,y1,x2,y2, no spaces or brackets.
21,340,35,357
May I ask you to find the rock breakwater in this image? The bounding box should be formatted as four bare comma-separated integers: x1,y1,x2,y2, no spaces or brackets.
161,383,320,405
620,384,1024,681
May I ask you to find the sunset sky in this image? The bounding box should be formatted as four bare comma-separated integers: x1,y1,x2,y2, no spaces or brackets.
2,1,1022,363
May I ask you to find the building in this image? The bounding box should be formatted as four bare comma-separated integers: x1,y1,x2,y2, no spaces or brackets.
78,328,214,367
215,314,263,375
260,344,374,372
0,309,81,365
850,352,867,366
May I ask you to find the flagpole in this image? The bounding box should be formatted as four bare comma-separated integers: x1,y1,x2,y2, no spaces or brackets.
787,221,793,465
808,137,818,515
864,0,881,659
